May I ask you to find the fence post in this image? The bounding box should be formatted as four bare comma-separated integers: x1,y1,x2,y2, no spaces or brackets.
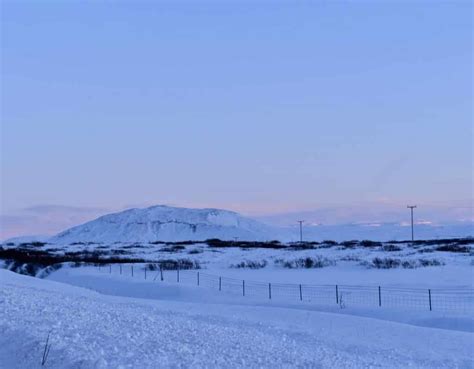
299,284,303,301
197,272,200,286
109,265,111,274
145,267,147,280
219,277,222,291
243,280,245,296
177,268,180,283
160,266,163,281
99,265,101,272
131,265,134,277
120,265,122,275
336,285,339,304
378,286,382,307
428,289,432,311
269,283,272,300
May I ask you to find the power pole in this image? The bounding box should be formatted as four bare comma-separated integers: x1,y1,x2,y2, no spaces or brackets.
407,205,417,242
297,220,304,243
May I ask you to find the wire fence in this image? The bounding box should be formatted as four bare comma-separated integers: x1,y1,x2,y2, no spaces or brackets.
97,264,474,314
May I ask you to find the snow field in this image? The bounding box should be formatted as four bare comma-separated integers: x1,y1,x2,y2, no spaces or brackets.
1,269,474,369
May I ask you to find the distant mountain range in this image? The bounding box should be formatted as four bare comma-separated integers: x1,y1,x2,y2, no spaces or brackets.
4,204,473,244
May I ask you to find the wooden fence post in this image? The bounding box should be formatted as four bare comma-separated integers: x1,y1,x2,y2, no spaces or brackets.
160,266,163,281
378,286,382,307
299,284,303,301
131,265,134,277
336,285,339,304
219,277,222,291
197,272,200,286
428,289,432,311
177,268,180,283
242,280,245,296
120,265,122,275
269,283,272,300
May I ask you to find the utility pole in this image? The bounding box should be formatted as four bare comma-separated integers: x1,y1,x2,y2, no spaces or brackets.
297,220,304,243
407,205,417,242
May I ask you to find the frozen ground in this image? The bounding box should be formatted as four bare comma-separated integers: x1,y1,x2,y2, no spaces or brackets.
1,268,473,369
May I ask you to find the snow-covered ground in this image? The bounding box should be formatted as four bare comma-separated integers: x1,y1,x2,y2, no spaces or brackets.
1,268,473,369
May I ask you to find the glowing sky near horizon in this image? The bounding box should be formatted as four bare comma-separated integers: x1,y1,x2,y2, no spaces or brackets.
1,1,473,238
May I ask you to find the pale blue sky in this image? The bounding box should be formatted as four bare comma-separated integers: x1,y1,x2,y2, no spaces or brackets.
1,1,472,237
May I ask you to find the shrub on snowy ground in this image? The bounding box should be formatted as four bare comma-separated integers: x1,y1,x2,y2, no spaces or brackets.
230,260,268,269
205,239,286,249
275,256,335,269
287,243,316,250
363,257,445,269
417,248,435,253
435,245,471,253
339,255,361,262
360,240,383,248
19,241,47,247
322,240,338,246
381,244,402,252
188,249,203,255
339,240,359,249
418,258,444,267
161,245,186,253
147,259,201,270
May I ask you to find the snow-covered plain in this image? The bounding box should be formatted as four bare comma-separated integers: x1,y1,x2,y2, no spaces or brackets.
1,268,473,369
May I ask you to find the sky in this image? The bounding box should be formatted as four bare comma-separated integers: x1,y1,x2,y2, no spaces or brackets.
1,1,473,238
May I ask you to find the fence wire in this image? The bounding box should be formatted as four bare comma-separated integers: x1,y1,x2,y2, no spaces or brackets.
98,264,474,314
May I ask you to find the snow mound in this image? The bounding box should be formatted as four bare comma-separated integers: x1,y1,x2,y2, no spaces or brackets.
50,205,279,243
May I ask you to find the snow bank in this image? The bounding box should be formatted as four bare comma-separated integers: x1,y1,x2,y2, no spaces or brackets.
1,269,473,368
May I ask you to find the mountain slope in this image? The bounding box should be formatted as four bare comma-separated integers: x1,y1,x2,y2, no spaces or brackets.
50,205,279,243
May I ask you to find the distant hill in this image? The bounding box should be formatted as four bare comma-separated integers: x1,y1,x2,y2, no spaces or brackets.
49,205,280,243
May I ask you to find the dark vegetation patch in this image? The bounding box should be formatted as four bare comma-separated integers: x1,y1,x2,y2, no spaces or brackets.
111,249,132,255
360,240,383,247
205,239,286,249
188,249,203,255
339,240,359,249
435,245,471,253
147,259,200,270
120,244,150,249
417,248,435,254
0,247,148,277
390,238,473,246
230,260,268,269
287,242,316,250
150,240,198,245
381,244,402,252
339,255,361,262
161,245,186,252
19,242,47,248
363,257,445,269
275,256,335,269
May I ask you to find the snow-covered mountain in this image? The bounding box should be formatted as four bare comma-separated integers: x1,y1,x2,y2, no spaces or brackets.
49,205,280,243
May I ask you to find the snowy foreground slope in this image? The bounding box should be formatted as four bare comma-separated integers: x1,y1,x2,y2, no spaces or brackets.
1,269,473,369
